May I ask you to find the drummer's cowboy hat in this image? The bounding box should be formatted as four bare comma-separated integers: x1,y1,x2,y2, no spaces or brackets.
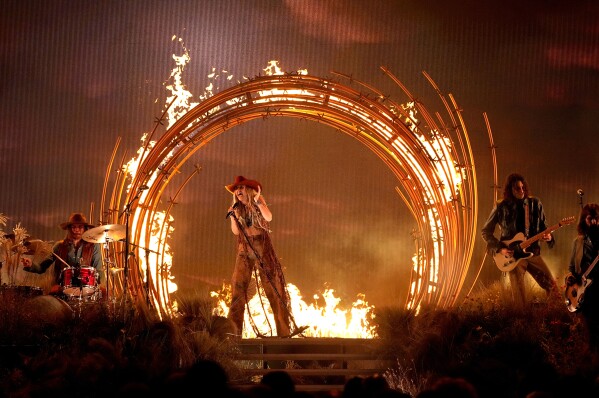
225,176,262,193
59,213,93,230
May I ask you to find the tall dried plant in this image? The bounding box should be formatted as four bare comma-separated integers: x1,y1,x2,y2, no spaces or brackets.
0,214,54,289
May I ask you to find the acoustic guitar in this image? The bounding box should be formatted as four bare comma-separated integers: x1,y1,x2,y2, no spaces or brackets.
493,216,575,272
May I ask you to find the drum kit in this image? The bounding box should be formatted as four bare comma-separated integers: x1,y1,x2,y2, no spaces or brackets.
72,224,126,300
45,224,127,318
1,221,141,327
15,225,124,299
1,223,144,321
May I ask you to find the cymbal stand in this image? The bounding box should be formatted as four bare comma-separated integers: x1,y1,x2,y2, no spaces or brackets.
100,232,119,317
72,286,85,319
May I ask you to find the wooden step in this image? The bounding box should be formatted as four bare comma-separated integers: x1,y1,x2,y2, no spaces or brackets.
242,368,388,376
231,337,392,393
238,353,379,361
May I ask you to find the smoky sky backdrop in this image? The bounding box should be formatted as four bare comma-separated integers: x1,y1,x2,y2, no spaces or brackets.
1,0,598,308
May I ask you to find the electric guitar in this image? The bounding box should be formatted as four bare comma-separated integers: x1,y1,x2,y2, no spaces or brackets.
493,216,575,272
565,255,599,313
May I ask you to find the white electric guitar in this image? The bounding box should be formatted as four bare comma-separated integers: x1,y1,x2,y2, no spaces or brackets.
493,216,575,272
565,254,599,313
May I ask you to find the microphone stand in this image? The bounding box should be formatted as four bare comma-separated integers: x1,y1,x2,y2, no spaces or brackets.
120,186,145,318
129,242,159,307
227,209,305,337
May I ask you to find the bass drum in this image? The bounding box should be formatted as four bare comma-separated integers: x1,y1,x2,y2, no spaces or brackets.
0,284,43,299
25,295,74,329
0,285,73,339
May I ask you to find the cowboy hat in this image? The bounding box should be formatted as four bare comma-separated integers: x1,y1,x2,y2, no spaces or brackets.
225,176,262,193
59,213,93,230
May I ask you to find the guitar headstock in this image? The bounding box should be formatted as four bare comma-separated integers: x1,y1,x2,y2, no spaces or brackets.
560,216,576,226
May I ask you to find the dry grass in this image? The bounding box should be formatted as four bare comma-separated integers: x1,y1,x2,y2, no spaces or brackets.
374,281,597,397
0,290,243,395
1,282,597,397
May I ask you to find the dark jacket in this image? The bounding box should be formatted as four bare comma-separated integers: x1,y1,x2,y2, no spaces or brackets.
569,235,599,278
481,196,555,255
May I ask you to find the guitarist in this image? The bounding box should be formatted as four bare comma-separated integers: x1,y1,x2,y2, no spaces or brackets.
481,173,558,306
566,203,599,358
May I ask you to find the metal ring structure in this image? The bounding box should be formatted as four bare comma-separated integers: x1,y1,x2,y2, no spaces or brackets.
100,67,483,320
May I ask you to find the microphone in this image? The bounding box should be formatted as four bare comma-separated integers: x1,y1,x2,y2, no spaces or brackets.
577,189,584,197
225,202,241,219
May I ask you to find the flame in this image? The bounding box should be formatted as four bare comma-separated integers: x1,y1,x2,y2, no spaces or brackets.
390,101,465,310
128,52,379,328
211,281,377,339
165,36,199,128
118,36,476,319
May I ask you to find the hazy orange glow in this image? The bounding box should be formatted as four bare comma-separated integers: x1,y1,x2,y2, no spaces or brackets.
96,37,482,322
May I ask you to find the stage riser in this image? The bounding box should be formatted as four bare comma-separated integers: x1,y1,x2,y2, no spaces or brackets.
233,338,392,392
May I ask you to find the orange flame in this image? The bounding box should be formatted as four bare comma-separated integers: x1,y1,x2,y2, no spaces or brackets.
211,281,377,339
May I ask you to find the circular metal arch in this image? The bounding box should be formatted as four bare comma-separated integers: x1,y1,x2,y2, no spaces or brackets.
101,68,480,319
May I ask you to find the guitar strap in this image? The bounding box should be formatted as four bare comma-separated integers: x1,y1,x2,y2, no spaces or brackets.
574,236,584,275
524,199,530,238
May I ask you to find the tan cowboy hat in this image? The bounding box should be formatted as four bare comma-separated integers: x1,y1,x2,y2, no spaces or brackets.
59,213,93,230
225,176,262,193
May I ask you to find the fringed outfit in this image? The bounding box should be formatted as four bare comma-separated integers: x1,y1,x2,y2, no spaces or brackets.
228,202,291,337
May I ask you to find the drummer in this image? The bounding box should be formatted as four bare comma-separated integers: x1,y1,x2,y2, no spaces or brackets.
23,212,102,296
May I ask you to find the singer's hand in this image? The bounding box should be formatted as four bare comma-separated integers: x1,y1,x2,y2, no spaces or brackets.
226,206,235,219
254,185,262,203
226,201,242,219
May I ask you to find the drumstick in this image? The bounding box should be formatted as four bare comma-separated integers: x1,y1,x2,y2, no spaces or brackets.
52,252,71,268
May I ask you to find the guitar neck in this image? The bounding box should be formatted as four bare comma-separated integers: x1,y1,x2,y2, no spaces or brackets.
520,224,561,249
583,255,599,279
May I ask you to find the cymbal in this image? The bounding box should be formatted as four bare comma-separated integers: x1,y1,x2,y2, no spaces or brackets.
82,224,126,243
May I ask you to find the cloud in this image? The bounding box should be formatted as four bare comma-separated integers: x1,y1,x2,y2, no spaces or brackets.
283,0,387,44
546,45,599,71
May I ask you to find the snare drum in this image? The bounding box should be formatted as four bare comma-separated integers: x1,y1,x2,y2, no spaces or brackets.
61,266,98,297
